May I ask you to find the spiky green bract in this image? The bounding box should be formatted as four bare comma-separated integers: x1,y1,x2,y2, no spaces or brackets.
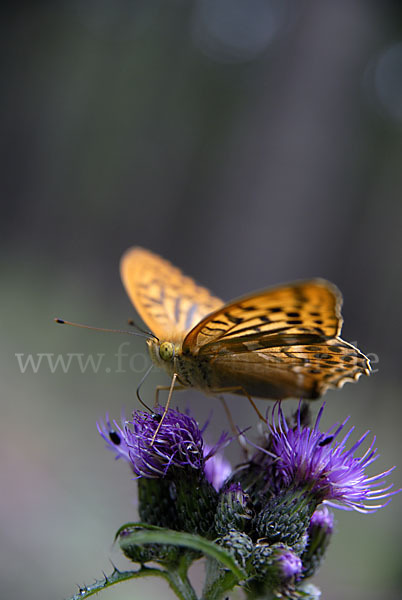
169,469,218,538
291,532,309,557
301,506,334,579
203,531,253,600
138,468,218,538
218,530,254,570
137,478,176,529
249,542,303,599
254,488,316,548
215,483,255,536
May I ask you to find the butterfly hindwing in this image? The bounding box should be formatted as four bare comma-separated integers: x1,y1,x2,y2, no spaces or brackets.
120,247,223,342
203,339,371,400
181,280,370,399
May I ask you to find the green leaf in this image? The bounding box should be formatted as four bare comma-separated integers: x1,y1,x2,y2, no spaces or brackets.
66,565,171,600
116,523,246,581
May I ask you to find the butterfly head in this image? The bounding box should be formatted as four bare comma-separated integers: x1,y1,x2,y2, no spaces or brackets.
147,338,181,372
159,341,175,361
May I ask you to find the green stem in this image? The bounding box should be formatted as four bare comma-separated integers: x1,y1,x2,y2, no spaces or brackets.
202,557,240,600
167,565,198,600
202,570,238,600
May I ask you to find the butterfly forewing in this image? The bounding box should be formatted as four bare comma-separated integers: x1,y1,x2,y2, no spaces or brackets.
183,281,342,353
120,247,223,342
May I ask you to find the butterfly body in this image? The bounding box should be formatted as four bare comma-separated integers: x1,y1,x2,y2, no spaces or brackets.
121,247,371,403
147,338,212,390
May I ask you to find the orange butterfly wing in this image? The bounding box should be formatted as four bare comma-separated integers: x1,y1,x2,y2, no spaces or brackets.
120,247,223,342
182,281,370,399
200,339,370,399
183,280,342,351
120,248,370,400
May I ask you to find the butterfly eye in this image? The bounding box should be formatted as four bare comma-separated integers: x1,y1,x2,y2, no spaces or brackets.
159,342,174,361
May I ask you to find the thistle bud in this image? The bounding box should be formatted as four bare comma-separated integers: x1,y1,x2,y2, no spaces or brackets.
218,530,254,570
215,483,254,536
250,542,302,598
301,506,334,579
255,488,315,548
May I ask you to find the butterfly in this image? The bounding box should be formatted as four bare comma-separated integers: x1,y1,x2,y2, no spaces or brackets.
120,247,371,407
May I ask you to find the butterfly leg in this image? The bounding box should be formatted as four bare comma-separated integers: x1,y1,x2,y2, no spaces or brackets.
151,373,178,446
216,395,250,457
212,386,266,422
154,383,186,408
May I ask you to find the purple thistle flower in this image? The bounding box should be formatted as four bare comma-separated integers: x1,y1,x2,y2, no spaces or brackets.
301,505,335,579
97,413,132,463
203,444,232,491
309,505,334,534
252,542,303,593
268,402,399,513
277,549,303,579
98,407,229,480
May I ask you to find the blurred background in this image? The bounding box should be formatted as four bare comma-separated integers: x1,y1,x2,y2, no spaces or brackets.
1,1,402,599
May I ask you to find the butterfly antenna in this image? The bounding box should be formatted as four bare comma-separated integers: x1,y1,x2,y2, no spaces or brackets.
54,318,157,341
127,319,159,342
135,364,155,413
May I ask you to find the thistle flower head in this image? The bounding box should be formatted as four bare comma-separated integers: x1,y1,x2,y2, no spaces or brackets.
268,402,399,513
98,407,229,479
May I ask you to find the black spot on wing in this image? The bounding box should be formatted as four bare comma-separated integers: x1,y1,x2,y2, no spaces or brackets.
223,312,243,325
202,325,226,334
221,323,262,336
